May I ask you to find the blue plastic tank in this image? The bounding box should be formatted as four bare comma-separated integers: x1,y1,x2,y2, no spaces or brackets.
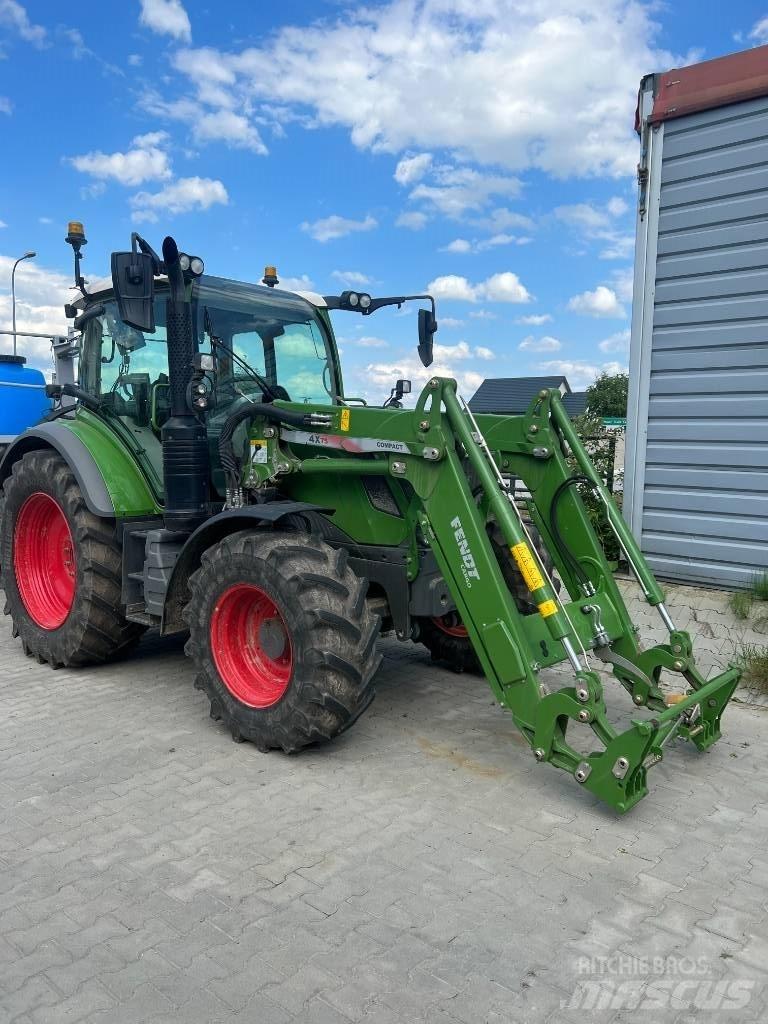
0,354,50,445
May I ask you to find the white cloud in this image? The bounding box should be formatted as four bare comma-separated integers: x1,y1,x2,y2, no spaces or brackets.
517,313,552,325
144,94,267,153
567,285,625,318
128,53,142,66
130,176,228,222
0,254,71,371
468,310,496,320
427,275,478,302
0,1,46,47
0,96,12,115
38,217,52,225
69,132,172,187
442,238,472,253
611,266,634,302
519,335,562,352
301,213,377,243
331,270,372,287
394,153,432,186
598,328,631,353
428,271,531,304
357,336,388,348
139,0,191,42
0,220,6,228
442,233,526,254
439,317,464,328
395,211,428,231
537,359,627,390
475,346,494,360
750,16,768,43
477,208,536,233
409,165,521,218
195,109,267,153
555,197,633,260
166,2,679,179
483,272,531,303
360,354,484,401
277,273,315,292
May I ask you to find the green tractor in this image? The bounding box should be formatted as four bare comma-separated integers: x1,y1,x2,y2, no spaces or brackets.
0,223,740,812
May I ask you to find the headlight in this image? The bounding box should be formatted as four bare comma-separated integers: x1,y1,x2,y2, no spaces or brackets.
179,253,191,271
359,293,371,309
348,292,359,306
190,256,204,276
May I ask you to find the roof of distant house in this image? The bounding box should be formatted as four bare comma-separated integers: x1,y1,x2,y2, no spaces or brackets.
468,375,574,414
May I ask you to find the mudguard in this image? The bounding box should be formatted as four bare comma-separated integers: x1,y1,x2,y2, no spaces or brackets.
161,502,332,634
0,424,115,517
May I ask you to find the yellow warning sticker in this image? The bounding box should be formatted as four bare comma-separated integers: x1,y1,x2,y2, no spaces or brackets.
340,408,351,432
538,600,558,619
510,542,545,592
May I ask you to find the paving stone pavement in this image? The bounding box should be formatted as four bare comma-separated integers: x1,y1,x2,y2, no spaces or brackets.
1,616,767,1024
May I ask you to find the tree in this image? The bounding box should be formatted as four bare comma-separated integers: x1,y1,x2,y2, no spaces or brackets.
585,372,628,418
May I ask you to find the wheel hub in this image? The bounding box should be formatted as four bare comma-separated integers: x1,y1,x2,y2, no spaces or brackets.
210,583,293,708
13,492,76,630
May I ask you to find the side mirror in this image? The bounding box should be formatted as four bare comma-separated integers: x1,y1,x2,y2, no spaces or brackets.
110,251,155,332
418,308,436,367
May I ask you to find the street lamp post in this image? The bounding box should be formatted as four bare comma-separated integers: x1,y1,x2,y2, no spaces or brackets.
11,251,36,357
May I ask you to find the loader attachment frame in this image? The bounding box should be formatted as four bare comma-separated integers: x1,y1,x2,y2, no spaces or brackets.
256,378,740,812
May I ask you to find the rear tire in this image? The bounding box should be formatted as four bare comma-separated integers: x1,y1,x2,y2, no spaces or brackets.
184,530,381,752
0,451,145,667
418,522,559,673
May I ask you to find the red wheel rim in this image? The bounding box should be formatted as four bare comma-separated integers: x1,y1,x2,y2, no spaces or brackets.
431,613,469,638
13,492,76,630
210,583,293,708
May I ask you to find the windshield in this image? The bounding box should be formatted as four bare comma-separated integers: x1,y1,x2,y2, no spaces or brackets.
195,277,337,406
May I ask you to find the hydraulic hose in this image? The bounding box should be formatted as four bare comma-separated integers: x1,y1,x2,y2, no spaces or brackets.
217,402,328,483
548,475,592,590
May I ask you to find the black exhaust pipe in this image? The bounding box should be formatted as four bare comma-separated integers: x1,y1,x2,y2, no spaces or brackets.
160,236,210,533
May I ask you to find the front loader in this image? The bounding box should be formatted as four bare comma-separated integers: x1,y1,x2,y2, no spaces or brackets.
0,224,740,813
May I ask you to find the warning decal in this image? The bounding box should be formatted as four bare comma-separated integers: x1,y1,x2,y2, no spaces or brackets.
537,600,558,618
510,542,545,592
340,408,350,432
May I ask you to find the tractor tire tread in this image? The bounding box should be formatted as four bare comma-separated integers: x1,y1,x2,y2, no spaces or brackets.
184,530,380,753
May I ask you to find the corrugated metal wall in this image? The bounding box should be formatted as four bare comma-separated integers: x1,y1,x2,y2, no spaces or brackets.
635,95,768,588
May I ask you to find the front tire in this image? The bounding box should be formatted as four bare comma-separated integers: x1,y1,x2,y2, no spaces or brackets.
0,451,145,667
184,530,381,752
418,522,560,673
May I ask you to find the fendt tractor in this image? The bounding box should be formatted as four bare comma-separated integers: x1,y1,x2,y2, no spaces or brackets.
0,224,740,812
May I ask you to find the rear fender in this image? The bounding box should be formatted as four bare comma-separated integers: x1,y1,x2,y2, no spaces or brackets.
0,424,115,517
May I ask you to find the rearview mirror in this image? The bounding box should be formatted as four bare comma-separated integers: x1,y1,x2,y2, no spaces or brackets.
418,308,436,367
110,251,155,333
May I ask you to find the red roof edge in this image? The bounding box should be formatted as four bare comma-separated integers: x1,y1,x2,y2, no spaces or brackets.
647,44,768,126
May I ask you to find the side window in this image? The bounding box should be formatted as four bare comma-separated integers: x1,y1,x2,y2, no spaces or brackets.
81,303,170,429
273,321,333,405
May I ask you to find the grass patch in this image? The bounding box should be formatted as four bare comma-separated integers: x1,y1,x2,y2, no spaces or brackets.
751,572,768,602
738,644,768,692
729,591,754,620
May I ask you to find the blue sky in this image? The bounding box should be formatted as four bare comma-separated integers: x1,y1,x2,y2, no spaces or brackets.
1,0,767,401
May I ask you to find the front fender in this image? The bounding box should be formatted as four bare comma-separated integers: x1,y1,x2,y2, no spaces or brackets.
161,502,332,635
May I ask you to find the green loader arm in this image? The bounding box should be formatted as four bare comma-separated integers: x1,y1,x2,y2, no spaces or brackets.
252,378,740,813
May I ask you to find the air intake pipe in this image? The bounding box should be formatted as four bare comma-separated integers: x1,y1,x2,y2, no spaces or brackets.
160,236,210,533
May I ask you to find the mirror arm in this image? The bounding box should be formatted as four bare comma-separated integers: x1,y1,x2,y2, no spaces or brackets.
131,233,163,274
